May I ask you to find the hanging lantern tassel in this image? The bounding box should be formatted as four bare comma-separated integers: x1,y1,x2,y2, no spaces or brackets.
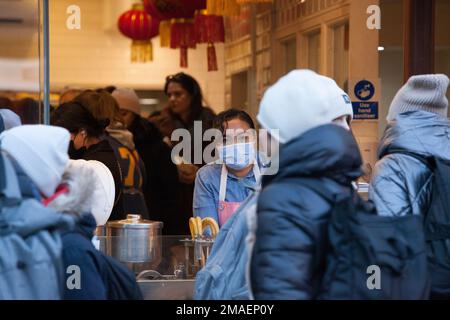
159,20,171,47
180,47,188,68
171,19,196,68
207,43,218,71
131,40,153,63
194,12,224,71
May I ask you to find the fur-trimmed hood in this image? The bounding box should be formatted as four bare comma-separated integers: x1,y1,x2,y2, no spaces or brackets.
47,159,115,226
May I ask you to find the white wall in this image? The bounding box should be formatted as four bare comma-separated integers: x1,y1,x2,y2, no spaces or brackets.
49,0,225,113
0,0,40,92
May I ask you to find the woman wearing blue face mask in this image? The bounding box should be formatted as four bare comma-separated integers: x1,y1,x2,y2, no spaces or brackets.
193,109,261,228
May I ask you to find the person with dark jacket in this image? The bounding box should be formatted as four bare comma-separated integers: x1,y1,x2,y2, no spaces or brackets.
369,74,450,298
112,88,181,235
47,160,142,300
76,90,149,220
51,101,126,221
149,73,216,234
250,70,360,300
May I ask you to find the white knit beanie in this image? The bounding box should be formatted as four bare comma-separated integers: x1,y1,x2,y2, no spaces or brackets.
387,74,449,122
0,125,70,197
112,88,141,115
257,69,353,144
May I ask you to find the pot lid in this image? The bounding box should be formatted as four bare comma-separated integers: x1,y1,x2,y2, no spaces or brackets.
106,214,163,229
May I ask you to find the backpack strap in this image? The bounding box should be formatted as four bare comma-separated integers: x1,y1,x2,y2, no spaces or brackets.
386,148,435,170
387,149,450,241
423,158,450,241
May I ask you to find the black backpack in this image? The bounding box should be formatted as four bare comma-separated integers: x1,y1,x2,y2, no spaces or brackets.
389,150,450,299
299,178,430,300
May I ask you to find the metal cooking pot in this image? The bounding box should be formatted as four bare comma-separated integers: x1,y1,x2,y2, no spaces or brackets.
106,214,163,264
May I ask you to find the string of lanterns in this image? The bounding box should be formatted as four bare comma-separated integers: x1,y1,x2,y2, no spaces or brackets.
118,0,275,70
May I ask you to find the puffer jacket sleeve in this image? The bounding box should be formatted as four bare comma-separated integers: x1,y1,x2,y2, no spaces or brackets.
250,182,331,300
369,154,433,217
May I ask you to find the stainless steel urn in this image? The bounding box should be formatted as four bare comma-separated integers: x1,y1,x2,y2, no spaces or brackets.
105,214,163,264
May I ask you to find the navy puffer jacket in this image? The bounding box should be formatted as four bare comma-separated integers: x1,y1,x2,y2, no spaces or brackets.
250,125,363,300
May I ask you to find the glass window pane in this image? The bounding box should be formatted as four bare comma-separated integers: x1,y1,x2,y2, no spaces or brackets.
283,37,297,73
308,31,321,73
0,0,42,124
435,0,450,115
332,22,349,92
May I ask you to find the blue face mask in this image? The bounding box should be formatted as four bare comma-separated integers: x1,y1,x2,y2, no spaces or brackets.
217,142,256,171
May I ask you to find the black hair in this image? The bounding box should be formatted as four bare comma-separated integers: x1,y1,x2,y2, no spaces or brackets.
14,98,39,124
164,72,203,123
0,96,13,109
96,86,117,94
50,101,109,138
214,108,255,135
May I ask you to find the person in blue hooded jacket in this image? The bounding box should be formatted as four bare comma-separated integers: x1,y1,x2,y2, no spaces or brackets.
0,109,21,133
47,159,142,300
369,74,450,299
0,125,75,299
250,70,360,300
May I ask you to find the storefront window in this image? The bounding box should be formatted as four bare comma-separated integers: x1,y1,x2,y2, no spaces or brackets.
231,71,249,111
332,22,349,92
379,0,404,138
282,37,297,74
0,0,42,124
307,31,321,74
436,0,450,113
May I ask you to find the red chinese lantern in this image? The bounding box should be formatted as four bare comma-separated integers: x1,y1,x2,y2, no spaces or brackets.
118,3,159,63
170,19,197,68
143,0,206,20
194,10,224,71
144,0,206,47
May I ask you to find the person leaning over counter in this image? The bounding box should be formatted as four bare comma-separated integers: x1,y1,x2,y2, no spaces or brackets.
193,109,262,228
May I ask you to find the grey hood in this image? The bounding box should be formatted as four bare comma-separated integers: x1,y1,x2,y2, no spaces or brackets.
379,110,450,160
107,121,135,150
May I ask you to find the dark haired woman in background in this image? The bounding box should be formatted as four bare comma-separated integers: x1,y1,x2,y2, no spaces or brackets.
13,98,40,124
150,72,216,234
75,89,149,220
51,102,125,221
193,109,261,228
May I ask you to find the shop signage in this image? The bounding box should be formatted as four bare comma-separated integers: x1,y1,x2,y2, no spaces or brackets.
354,80,375,101
352,80,378,119
352,101,379,120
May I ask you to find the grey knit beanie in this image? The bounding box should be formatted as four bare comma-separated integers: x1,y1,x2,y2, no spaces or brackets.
387,74,449,122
